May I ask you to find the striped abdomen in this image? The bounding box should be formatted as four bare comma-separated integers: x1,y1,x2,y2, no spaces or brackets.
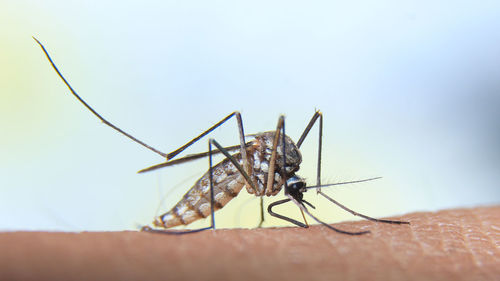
154,155,247,228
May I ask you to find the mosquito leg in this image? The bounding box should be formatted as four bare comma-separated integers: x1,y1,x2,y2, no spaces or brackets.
272,116,310,227
137,110,257,193
33,37,168,158
138,143,249,173
296,110,322,148
317,191,410,225
162,111,256,194
317,112,323,190
208,138,216,230
141,226,212,235
265,116,284,195
288,195,370,235
257,197,265,228
267,199,308,228
265,116,309,227
299,209,309,227
281,115,288,192
295,110,323,191
166,112,249,164
270,117,309,227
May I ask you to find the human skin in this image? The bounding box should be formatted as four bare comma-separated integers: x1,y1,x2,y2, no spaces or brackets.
0,206,498,281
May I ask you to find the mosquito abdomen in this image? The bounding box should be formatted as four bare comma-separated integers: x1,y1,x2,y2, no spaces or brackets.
154,157,247,228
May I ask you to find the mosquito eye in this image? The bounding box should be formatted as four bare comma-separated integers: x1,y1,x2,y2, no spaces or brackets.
289,181,305,192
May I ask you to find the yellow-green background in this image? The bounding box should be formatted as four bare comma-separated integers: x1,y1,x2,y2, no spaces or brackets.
1,0,499,231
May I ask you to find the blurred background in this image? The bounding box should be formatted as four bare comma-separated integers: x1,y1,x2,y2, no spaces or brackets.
1,0,499,231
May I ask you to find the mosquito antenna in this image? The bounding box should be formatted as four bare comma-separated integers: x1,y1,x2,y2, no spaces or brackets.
305,177,382,189
33,37,168,158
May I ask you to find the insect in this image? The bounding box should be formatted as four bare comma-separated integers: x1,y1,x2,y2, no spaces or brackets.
34,37,410,235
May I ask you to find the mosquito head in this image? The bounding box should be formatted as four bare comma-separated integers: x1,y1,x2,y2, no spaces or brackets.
285,175,307,200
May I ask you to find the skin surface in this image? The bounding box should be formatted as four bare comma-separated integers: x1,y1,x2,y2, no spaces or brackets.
0,206,499,281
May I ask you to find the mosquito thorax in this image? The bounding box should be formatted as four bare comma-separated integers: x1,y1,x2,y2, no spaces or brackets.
253,131,302,174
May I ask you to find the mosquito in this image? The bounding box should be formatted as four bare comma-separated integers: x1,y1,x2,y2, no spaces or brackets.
34,37,410,235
